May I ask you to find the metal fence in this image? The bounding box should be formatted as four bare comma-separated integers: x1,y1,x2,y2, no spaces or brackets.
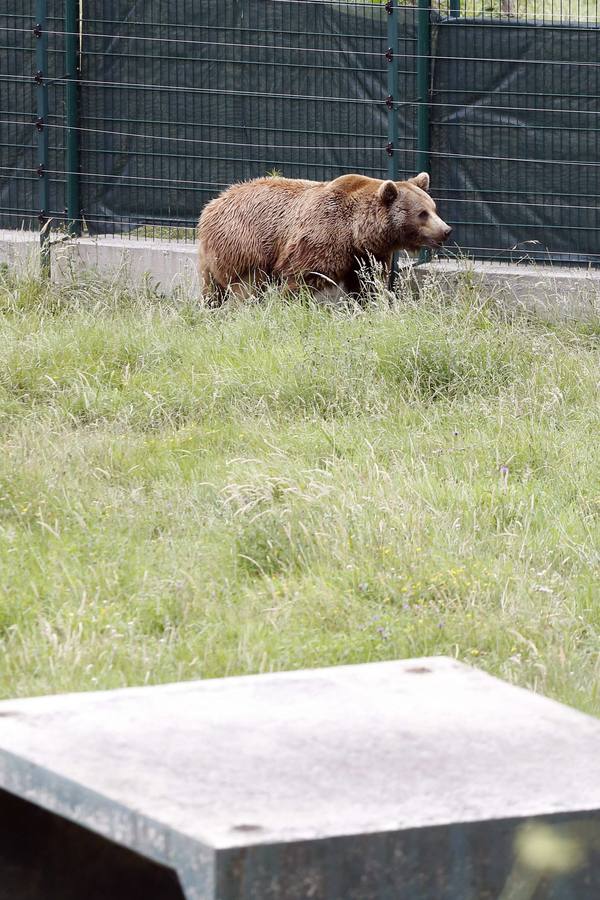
1,0,599,267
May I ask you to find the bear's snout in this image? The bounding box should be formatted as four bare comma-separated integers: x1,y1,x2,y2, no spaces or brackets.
429,220,452,246
418,210,452,248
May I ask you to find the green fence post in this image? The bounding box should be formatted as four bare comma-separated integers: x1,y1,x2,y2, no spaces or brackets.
417,0,431,263
65,0,81,235
449,0,460,17
34,0,50,273
386,1,399,289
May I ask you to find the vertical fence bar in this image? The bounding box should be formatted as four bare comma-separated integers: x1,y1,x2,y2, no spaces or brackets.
386,1,399,288
34,0,50,273
416,0,431,263
449,0,460,17
65,0,81,235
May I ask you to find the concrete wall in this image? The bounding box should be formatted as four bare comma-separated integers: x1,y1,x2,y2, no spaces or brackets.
1,230,599,321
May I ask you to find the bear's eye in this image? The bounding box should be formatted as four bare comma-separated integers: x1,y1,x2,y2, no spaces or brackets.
418,211,429,221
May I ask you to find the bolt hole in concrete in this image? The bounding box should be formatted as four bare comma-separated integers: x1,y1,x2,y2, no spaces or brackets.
0,789,185,900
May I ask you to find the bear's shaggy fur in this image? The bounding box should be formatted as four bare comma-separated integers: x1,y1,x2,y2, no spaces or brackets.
197,172,451,299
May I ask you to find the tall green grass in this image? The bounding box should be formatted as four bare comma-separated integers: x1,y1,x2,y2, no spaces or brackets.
0,266,598,709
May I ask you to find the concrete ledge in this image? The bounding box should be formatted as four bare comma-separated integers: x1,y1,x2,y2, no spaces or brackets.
1,230,600,320
0,229,41,274
1,658,600,898
0,230,200,296
413,258,600,321
51,234,200,297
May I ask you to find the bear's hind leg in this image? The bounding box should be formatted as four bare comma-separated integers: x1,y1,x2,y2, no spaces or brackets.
200,268,227,307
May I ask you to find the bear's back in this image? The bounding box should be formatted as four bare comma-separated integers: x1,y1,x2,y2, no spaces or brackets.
200,177,324,237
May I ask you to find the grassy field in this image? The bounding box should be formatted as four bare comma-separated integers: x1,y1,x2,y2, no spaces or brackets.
0,265,599,712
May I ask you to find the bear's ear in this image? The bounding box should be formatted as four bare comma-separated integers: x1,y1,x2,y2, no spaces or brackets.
410,172,430,192
378,180,398,205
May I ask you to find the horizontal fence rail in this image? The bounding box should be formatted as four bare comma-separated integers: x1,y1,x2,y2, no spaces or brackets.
0,0,598,268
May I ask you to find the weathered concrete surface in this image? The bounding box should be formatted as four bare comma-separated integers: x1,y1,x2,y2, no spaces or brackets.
1,658,600,898
51,234,200,298
413,258,600,321
0,229,40,274
0,230,200,295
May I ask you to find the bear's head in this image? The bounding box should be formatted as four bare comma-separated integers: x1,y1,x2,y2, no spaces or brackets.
379,173,452,253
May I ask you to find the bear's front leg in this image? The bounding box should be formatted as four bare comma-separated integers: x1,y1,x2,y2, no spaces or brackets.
343,254,392,301
341,269,362,298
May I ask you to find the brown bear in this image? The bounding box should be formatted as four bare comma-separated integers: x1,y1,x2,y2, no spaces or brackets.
197,172,451,300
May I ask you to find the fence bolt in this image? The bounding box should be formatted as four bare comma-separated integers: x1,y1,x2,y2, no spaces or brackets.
386,95,394,110
36,164,45,177
33,23,42,38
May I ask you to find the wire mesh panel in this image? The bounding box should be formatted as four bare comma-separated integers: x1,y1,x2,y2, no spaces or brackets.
0,0,66,234
432,1,600,265
78,0,418,240
0,3,38,232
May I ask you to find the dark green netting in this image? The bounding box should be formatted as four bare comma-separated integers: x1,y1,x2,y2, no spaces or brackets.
431,18,600,264
76,0,403,235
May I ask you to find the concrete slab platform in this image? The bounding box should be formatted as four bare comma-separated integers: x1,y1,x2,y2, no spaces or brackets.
1,658,600,898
